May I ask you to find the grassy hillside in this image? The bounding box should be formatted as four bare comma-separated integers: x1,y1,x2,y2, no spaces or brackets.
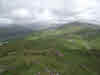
0,23,100,75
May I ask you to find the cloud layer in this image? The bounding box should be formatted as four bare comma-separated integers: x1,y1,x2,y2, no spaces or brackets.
0,0,100,26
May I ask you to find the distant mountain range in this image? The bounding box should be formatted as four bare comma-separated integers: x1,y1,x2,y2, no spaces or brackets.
0,22,100,41
0,24,33,41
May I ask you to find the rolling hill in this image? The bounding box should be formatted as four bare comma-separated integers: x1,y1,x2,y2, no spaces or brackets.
0,22,100,75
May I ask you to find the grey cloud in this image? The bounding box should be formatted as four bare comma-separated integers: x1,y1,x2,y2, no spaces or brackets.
0,0,100,25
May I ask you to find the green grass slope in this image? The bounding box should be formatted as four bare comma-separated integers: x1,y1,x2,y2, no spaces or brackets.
0,23,100,75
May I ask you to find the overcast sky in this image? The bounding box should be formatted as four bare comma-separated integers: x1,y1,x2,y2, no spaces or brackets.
0,0,100,26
